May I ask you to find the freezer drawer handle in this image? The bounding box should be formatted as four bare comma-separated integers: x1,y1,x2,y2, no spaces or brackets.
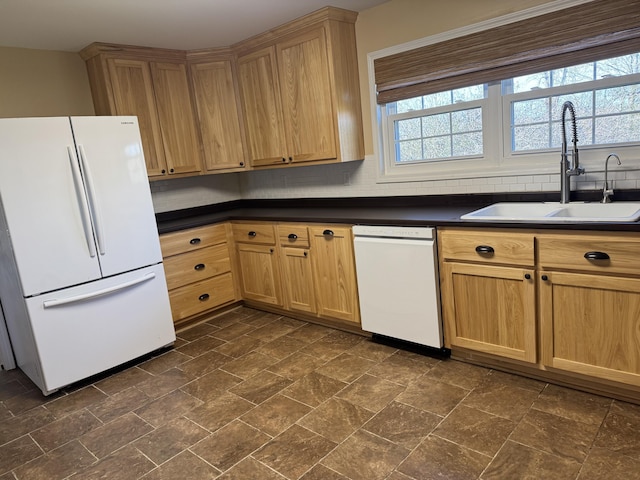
43,273,156,308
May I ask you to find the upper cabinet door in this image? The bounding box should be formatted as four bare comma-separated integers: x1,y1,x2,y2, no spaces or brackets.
276,28,337,163
237,46,288,167
149,62,203,175
190,60,247,172
106,58,167,177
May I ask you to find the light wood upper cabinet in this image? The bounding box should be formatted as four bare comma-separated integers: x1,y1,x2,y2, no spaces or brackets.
236,9,364,169
190,58,247,172
81,46,203,179
105,58,167,177
149,62,203,175
237,47,288,167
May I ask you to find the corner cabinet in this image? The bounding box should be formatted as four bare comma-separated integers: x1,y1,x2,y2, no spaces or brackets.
80,45,203,179
236,8,364,168
188,52,248,173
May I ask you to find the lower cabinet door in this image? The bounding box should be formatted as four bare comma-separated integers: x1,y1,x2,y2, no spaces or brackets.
169,273,236,322
236,243,282,306
441,262,537,363
540,271,640,387
281,246,316,314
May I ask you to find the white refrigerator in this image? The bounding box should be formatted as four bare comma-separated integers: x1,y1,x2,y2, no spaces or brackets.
0,116,175,395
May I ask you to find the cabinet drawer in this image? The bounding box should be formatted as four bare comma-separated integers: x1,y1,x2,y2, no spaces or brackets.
163,244,231,290
168,272,236,322
538,233,640,275
160,224,227,257
277,224,309,248
439,228,535,266
232,222,276,244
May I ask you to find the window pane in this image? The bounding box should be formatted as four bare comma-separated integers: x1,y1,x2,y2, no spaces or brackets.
511,72,550,93
452,85,485,102
422,112,450,136
551,63,595,86
597,53,640,77
397,140,423,162
595,85,640,115
396,118,421,140
423,136,451,159
595,114,640,144
452,132,483,156
451,108,482,133
513,98,549,125
422,91,452,109
550,118,593,147
395,97,424,113
513,124,550,151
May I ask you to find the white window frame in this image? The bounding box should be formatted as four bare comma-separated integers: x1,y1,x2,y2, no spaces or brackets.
368,0,640,184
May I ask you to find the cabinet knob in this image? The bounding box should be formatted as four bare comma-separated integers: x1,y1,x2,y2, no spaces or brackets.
161,169,166,174
288,156,293,162
248,231,257,237
524,273,531,280
270,248,274,253
475,245,495,254
198,293,210,301
190,238,201,245
194,263,205,271
239,162,245,167
323,229,334,236
304,251,308,257
541,275,549,281
288,233,298,240
584,251,610,261
282,157,287,163
170,168,174,173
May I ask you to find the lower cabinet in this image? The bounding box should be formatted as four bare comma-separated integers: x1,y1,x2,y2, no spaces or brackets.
439,227,640,397
233,221,360,327
160,223,238,325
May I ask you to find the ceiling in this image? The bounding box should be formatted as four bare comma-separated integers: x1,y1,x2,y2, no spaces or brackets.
0,0,389,53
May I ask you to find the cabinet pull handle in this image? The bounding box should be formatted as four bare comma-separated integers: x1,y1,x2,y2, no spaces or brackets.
524,273,531,280
541,275,549,281
194,263,205,271
248,231,257,237
288,233,298,240
198,293,210,301
323,229,334,236
190,238,201,245
584,251,610,261
475,245,494,254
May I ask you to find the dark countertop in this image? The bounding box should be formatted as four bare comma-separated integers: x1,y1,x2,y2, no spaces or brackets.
156,193,640,234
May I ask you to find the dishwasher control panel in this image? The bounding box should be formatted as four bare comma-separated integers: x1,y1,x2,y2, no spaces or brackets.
352,225,434,239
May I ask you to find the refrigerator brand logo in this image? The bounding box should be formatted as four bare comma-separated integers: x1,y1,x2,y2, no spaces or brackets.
121,121,134,125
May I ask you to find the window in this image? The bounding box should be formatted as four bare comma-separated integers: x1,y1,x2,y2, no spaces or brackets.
379,52,640,181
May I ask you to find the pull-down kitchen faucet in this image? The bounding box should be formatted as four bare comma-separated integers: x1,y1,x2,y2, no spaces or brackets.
560,101,585,203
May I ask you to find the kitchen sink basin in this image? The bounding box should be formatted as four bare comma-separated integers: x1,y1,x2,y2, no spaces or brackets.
461,202,640,223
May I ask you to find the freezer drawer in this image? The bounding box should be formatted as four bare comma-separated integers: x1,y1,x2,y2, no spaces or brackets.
25,264,175,394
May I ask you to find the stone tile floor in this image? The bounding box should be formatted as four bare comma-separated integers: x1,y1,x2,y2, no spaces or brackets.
1,307,640,479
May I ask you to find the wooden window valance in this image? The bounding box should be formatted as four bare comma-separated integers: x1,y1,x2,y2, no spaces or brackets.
374,0,640,104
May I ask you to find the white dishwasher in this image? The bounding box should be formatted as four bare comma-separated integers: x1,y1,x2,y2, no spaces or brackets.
352,225,447,355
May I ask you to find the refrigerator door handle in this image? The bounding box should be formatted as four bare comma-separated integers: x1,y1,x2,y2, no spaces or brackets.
77,144,106,256
67,146,97,258
42,273,156,308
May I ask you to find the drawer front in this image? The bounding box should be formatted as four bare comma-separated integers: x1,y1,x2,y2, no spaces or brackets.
232,222,276,244
277,224,310,248
161,224,228,258
163,244,231,290
168,272,236,322
538,234,640,275
439,228,535,266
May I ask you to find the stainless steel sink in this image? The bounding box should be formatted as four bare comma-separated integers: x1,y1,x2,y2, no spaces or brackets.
461,202,640,223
